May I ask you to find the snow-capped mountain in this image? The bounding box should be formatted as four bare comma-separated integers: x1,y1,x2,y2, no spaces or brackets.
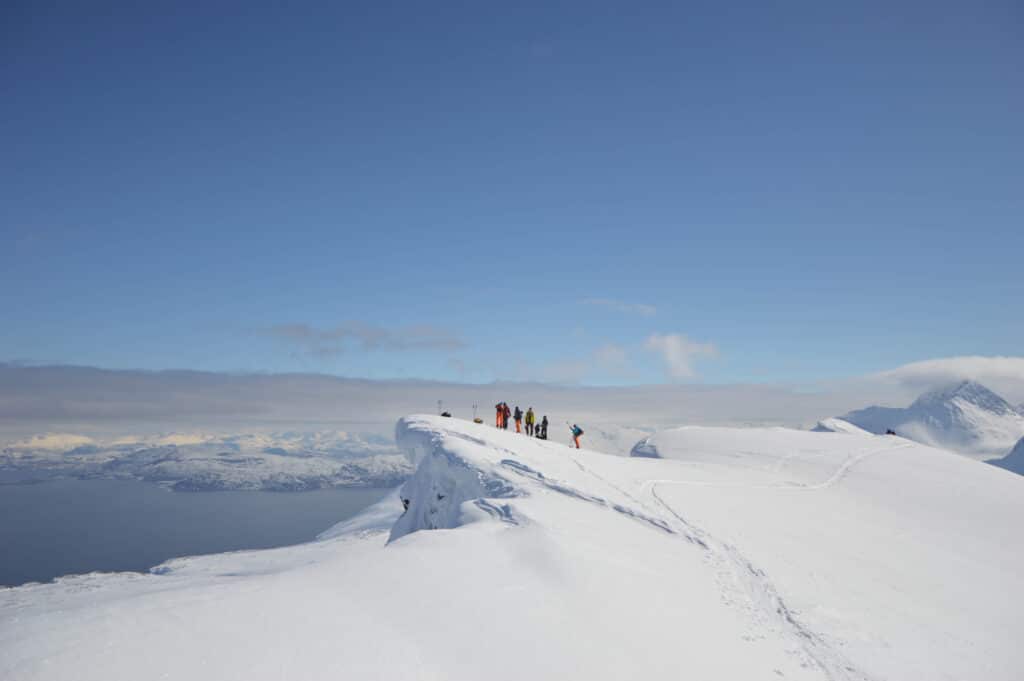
990,436,1024,475
2,415,1020,680
840,380,1024,460
0,430,413,491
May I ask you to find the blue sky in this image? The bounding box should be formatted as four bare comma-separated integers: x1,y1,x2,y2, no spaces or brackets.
2,1,1021,385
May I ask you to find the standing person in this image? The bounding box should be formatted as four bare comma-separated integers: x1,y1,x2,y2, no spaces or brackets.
495,402,504,429
525,407,535,436
540,415,549,440
569,423,584,449
503,402,511,430
514,406,523,433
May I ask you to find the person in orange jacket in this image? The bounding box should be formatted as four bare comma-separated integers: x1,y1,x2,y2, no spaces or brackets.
495,402,505,428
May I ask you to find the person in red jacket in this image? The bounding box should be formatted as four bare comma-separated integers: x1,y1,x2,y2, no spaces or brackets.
503,403,512,430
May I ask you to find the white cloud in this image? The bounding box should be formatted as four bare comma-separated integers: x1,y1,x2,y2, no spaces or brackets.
593,343,628,367
581,298,657,317
509,343,633,385
871,356,1024,400
644,334,718,380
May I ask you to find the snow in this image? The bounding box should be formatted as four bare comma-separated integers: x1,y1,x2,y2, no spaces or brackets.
1,414,1021,680
0,430,412,490
5,433,97,451
841,380,1024,460
571,422,652,456
810,417,871,435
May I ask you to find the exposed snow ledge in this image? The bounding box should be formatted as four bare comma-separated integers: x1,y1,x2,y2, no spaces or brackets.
389,416,521,543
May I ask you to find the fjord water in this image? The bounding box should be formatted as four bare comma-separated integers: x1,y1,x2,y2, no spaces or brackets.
0,475,390,586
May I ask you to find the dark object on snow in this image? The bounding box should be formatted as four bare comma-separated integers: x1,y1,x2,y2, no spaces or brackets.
441,411,452,417
401,498,410,514
885,428,897,435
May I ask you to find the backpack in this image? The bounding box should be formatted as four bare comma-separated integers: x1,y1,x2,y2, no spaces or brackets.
572,425,583,436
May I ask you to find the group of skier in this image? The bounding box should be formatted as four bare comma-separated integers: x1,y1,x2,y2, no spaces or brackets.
494,402,582,447
495,402,548,438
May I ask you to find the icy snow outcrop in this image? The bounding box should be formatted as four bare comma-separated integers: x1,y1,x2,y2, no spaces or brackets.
810,417,871,434
389,419,519,542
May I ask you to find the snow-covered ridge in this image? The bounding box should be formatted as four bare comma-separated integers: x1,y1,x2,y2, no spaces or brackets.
2,415,1021,680
383,416,1023,680
841,379,1024,460
0,430,412,491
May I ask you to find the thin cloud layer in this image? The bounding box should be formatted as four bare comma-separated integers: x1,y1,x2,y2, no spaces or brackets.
265,322,465,357
2,357,1022,443
581,298,657,317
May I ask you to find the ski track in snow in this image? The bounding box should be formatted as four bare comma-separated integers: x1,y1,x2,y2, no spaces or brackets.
561,442,894,681
647,483,874,681
642,443,912,492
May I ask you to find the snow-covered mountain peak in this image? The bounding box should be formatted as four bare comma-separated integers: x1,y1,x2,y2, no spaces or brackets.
841,381,1024,460
911,380,1017,416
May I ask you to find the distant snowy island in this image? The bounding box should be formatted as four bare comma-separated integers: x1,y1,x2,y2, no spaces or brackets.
0,430,413,491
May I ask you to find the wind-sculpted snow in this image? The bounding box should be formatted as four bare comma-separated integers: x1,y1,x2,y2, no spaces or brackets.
0,430,412,491
810,417,870,435
1,415,1022,681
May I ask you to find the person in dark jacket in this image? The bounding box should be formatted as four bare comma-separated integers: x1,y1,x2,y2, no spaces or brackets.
502,403,511,430
539,415,549,440
513,406,523,433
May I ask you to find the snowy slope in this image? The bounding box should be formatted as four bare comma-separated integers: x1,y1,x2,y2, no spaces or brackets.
0,430,411,490
841,380,1024,459
1,415,1021,681
573,423,652,456
990,436,1024,475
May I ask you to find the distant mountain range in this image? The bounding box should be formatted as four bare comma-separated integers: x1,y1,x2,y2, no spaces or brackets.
0,431,413,491
840,380,1024,461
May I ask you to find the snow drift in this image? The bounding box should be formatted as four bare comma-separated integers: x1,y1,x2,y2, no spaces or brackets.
1,415,1022,681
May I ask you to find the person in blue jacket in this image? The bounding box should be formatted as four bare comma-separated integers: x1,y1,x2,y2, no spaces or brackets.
569,423,584,449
